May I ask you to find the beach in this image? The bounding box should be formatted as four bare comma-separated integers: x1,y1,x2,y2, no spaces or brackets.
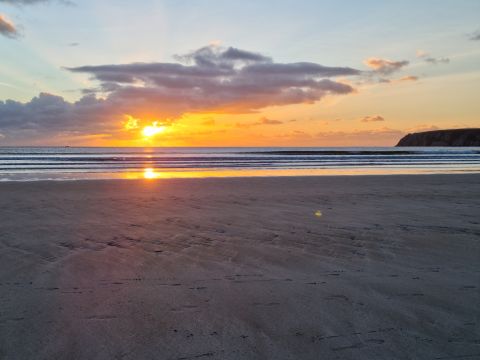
0,174,479,359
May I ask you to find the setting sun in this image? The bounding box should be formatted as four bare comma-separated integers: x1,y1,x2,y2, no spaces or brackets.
142,123,166,138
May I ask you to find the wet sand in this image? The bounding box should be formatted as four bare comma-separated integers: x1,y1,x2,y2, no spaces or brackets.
0,174,479,359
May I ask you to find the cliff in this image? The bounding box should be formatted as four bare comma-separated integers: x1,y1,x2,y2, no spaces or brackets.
396,128,480,147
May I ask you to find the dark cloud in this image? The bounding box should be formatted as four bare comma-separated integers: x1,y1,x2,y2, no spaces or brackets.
0,45,360,142
0,14,17,38
360,115,385,123
364,58,409,75
0,93,113,136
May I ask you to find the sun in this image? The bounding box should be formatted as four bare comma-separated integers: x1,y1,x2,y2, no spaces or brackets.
142,122,166,138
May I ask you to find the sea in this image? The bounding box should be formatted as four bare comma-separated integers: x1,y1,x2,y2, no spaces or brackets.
0,147,479,181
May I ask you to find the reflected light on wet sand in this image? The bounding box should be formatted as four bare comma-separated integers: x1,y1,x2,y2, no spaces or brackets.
143,168,159,179
117,166,477,182
4,166,474,181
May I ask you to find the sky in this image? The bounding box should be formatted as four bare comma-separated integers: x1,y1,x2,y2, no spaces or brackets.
0,0,479,147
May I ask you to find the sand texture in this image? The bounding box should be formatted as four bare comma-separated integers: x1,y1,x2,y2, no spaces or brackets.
0,174,479,359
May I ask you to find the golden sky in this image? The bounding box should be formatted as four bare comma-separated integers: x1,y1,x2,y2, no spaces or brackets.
1,1,479,146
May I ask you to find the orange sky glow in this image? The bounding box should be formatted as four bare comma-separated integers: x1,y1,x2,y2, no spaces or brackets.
1,1,479,147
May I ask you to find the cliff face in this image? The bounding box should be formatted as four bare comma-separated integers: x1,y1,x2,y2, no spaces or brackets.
396,128,480,147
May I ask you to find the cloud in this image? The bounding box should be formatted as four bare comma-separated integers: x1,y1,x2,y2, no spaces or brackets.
68,45,358,116
424,57,450,65
378,75,419,84
0,0,72,40
174,46,272,65
469,30,480,41
201,118,215,126
398,75,418,82
236,117,284,128
0,14,18,38
259,117,283,125
360,115,385,123
417,49,450,65
377,78,391,84
364,58,409,75
0,93,114,137
0,45,360,142
73,46,358,111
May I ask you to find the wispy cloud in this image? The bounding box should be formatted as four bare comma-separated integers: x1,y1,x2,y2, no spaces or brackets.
201,118,215,126
378,75,419,84
360,115,385,123
364,58,409,75
397,75,419,82
406,124,439,132
236,117,284,128
416,50,450,65
424,57,450,65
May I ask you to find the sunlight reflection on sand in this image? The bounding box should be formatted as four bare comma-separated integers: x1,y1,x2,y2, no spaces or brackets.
115,166,477,181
